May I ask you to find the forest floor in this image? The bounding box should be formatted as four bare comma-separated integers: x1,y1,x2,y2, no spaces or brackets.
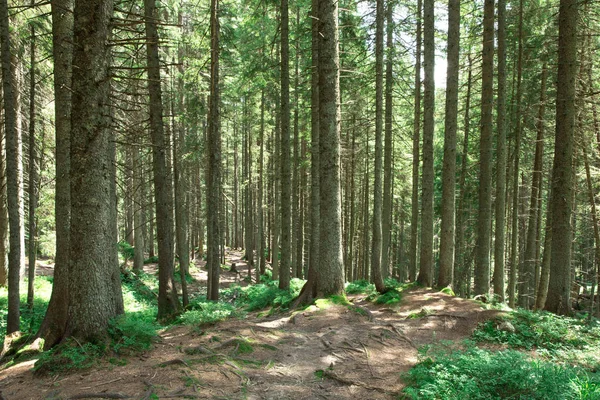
0,251,503,400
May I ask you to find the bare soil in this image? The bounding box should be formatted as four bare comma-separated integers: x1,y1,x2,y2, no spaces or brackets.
0,250,502,399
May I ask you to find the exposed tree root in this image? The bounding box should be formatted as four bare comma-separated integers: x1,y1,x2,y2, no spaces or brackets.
69,393,129,399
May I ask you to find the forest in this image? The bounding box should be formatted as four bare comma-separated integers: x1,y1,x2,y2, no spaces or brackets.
0,0,600,398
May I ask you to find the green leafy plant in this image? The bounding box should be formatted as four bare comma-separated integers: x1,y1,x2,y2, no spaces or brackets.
179,300,239,325
35,340,105,375
108,314,159,354
403,346,600,399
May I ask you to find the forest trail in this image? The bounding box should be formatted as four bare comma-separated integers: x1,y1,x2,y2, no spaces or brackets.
1,251,502,399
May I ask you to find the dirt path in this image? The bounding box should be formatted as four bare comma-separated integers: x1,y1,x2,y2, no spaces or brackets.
0,252,502,399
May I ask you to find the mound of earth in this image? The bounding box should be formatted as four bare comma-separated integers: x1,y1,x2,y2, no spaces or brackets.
0,287,502,400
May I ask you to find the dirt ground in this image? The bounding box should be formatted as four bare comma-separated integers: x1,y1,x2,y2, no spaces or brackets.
0,251,502,399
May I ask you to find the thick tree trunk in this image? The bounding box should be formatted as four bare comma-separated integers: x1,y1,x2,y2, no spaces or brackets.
474,0,495,296
144,0,180,319
0,102,7,288
65,0,122,341
438,0,460,289
545,0,578,315
417,0,434,287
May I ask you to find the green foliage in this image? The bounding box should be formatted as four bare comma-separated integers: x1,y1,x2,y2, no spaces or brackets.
345,279,374,295
238,278,304,312
118,240,135,262
440,286,456,296
473,309,599,351
0,276,53,348
35,340,105,374
407,307,434,319
179,299,239,325
403,346,600,400
108,314,159,354
373,289,402,305
144,255,159,264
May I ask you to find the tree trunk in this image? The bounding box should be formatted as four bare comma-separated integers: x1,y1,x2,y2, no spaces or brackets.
258,89,266,277
438,0,460,289
545,0,578,315
409,0,422,283
371,0,386,293
474,0,495,296
0,0,23,335
65,0,122,341
417,0,434,287
37,0,72,348
493,0,507,301
27,20,39,308
133,144,145,273
144,0,180,319
0,98,7,287
381,0,394,281
207,0,221,301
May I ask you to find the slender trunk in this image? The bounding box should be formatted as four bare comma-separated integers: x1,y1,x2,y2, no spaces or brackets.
133,144,145,272
258,89,265,277
145,0,180,319
417,0,435,287
207,0,221,300
493,0,507,301
244,100,254,278
409,0,422,282
438,0,460,289
474,0,495,296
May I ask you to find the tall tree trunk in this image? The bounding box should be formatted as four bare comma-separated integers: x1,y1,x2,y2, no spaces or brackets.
545,0,578,315
133,144,145,273
27,20,38,308
523,65,547,308
279,0,291,290
207,0,221,300
244,100,254,279
493,0,507,301
474,0,495,296
292,6,301,279
0,96,7,287
438,0,460,289
381,0,394,280
65,0,122,340
0,0,23,335
371,0,386,293
144,0,180,318
409,0,422,283
258,89,266,277
454,53,472,296
417,0,434,287
37,0,72,348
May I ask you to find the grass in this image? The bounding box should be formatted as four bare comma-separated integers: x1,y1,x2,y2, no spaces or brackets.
402,344,600,399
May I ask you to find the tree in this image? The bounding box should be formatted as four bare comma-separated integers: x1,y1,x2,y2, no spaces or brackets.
0,0,23,335
37,0,73,349
144,0,180,320
474,0,494,297
417,0,434,287
545,0,578,315
207,0,221,301
371,0,386,293
65,0,123,340
438,0,460,289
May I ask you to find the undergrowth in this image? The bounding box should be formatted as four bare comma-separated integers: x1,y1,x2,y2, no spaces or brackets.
402,344,600,400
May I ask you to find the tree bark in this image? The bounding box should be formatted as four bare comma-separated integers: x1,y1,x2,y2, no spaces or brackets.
438,0,460,289
474,0,494,296
65,0,122,341
144,0,180,319
545,0,578,315
417,0,434,287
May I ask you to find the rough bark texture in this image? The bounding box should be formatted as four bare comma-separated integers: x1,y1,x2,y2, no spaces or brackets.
316,0,345,297
371,0,386,293
27,23,38,308
545,0,578,315
37,0,73,348
409,0,421,283
133,145,145,273
258,89,265,277
493,0,507,301
207,0,221,301
144,0,180,319
1,0,22,334
381,0,393,280
279,0,291,290
438,0,460,289
65,0,122,341
0,96,7,288
474,0,494,296
417,0,434,287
